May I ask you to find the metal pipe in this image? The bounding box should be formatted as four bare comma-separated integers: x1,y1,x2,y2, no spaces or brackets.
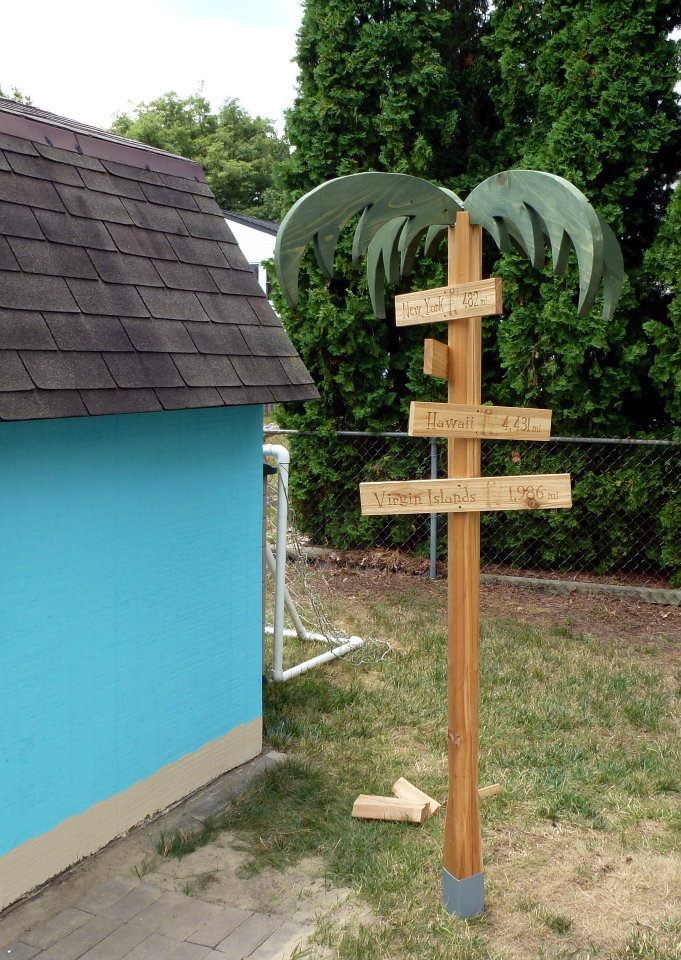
262,444,290,682
265,426,679,447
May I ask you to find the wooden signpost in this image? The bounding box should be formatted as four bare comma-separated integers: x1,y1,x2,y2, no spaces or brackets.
275,167,624,919
395,277,502,326
360,213,572,917
408,402,552,441
360,473,572,515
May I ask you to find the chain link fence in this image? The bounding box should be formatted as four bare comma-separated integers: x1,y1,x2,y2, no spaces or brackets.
264,427,681,602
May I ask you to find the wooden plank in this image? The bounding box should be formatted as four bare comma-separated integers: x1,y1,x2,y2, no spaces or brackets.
408,401,552,440
392,778,442,816
351,795,429,824
395,277,502,327
423,339,449,379
445,215,483,882
478,784,502,799
360,473,572,516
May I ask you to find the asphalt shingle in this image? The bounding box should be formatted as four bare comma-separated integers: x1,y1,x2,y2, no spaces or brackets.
167,235,230,268
81,387,162,416
0,349,32,389
179,209,231,241
197,293,259,325
0,200,43,239
208,267,265,297
122,198,188,234
5,151,85,187
0,309,57,350
104,351,183,389
87,249,163,287
9,237,98,279
66,278,149,317
140,182,200,211
0,235,19,270
121,317,196,353
173,353,240,387
35,209,117,250
152,260,218,292
138,287,208,322
184,321,250,355
0,272,78,311
45,313,134,352
21,350,115,390
55,183,134,224
0,98,317,419
107,223,177,260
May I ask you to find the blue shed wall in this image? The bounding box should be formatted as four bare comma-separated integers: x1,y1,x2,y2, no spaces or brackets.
0,405,263,856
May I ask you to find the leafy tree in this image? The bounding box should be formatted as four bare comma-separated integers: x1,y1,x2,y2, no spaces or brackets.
484,0,681,435
0,84,31,104
112,92,288,219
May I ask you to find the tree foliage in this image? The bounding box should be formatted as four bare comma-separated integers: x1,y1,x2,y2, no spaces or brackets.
645,182,681,427
0,84,31,104
272,0,681,581
111,92,288,219
275,0,495,435
483,0,681,434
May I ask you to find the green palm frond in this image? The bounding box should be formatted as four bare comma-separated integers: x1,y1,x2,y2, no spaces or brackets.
275,169,624,321
274,172,464,316
463,171,623,318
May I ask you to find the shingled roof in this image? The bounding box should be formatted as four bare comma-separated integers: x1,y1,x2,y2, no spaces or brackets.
0,98,317,421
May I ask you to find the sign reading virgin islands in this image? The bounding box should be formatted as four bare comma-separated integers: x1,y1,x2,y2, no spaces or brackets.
360,474,572,516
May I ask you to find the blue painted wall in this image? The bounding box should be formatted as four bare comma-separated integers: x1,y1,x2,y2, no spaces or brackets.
0,405,263,856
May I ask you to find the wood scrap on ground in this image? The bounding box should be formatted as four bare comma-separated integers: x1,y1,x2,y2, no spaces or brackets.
352,778,502,824
351,794,429,824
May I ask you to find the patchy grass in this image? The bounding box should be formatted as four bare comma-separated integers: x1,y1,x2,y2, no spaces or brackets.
155,819,220,860
158,571,680,959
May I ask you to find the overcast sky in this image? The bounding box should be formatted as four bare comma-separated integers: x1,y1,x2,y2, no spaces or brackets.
1,0,302,133
3,6,678,137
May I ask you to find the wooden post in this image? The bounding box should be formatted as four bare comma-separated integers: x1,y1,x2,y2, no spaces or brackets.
442,212,484,916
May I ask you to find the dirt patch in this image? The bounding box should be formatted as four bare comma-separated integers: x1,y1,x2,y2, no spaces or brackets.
486,822,680,957
145,842,352,924
313,562,680,655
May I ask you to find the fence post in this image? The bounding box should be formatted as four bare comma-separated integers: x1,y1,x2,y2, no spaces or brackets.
430,436,438,580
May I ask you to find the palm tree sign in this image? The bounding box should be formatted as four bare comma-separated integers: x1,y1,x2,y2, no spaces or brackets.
275,170,623,918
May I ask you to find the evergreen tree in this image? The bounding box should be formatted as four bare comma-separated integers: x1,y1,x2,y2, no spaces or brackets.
484,0,681,434
271,0,495,550
645,181,681,427
275,0,495,434
112,93,288,219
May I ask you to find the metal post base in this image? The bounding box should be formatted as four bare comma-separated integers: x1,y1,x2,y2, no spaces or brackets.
442,869,484,918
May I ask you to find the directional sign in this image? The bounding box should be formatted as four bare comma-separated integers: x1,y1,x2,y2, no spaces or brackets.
409,402,552,441
395,277,502,327
360,474,571,516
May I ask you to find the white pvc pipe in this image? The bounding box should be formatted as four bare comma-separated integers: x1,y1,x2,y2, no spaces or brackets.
264,541,307,639
264,629,364,681
263,444,290,681
263,443,365,683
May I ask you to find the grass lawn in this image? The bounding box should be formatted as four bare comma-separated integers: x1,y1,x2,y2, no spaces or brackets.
162,570,680,959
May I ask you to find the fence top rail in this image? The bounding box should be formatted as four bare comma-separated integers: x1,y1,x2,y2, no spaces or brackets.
264,426,679,447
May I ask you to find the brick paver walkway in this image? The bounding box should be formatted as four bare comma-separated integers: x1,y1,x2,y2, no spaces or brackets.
2,880,310,960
